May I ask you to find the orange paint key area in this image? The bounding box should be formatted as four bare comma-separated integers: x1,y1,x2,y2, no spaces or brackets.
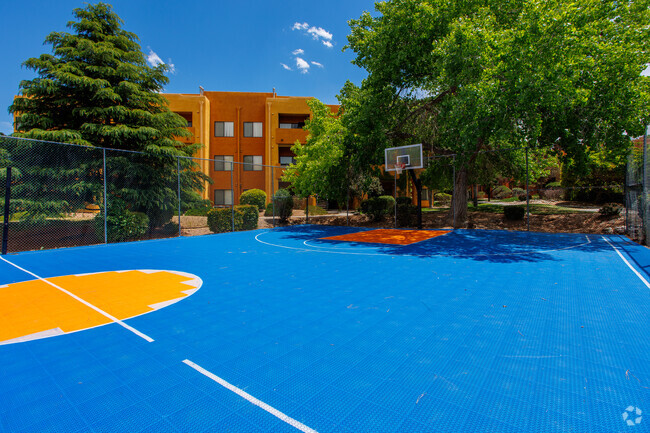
321,229,450,245
0,270,201,345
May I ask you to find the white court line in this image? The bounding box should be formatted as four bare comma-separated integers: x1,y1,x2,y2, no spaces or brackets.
601,236,650,289
0,256,154,342
183,359,318,433
256,231,592,258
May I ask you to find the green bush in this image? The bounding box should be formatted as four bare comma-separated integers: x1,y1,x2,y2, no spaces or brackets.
512,187,525,197
265,189,293,223
162,222,179,234
518,193,528,201
237,204,259,230
95,201,149,242
504,205,525,220
493,186,512,199
599,203,622,217
240,189,267,211
434,193,452,204
397,203,418,227
184,207,211,216
207,208,242,233
360,195,396,221
306,205,328,215
396,196,413,206
546,181,562,188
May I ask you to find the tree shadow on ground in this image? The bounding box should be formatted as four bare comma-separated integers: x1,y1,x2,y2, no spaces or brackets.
270,225,615,264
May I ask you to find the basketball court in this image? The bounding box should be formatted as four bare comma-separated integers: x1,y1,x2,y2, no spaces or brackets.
1,225,648,432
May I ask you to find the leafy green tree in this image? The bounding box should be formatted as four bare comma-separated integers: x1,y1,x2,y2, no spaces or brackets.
7,3,209,226
343,0,649,225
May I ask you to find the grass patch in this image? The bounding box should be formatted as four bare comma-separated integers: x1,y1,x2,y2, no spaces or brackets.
306,205,328,215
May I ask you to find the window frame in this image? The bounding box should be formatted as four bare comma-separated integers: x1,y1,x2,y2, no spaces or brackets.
214,121,234,137
243,122,263,138
243,155,263,171
214,189,233,206
213,155,234,171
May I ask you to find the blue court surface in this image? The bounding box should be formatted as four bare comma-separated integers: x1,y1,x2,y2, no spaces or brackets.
0,225,648,432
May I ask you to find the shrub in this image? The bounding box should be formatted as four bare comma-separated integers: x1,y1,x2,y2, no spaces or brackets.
184,207,211,216
512,187,525,197
360,195,396,221
539,188,564,200
532,194,540,200
240,189,267,211
599,203,622,217
434,193,452,205
397,203,418,227
518,193,528,201
306,205,328,215
504,205,525,220
237,204,259,230
545,181,562,188
396,196,413,206
94,201,149,242
162,222,179,234
266,189,293,223
493,186,512,199
207,208,242,233
477,191,487,199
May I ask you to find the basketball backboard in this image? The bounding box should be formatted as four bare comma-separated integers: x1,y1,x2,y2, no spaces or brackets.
385,143,423,172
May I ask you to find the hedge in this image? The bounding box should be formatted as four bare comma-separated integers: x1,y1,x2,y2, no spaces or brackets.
265,189,293,223
240,189,267,210
207,205,260,233
94,201,149,242
360,195,396,221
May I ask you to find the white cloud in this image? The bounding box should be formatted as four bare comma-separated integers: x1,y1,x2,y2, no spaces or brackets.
296,57,310,74
292,48,304,55
292,22,334,47
281,63,292,71
307,26,332,41
311,61,323,68
147,48,175,74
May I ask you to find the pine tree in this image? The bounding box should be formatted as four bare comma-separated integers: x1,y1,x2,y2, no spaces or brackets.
7,3,208,227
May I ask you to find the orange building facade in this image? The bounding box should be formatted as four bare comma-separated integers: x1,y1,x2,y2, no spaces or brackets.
164,90,337,206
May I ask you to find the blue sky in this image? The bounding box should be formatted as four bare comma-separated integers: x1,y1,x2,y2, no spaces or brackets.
0,0,376,135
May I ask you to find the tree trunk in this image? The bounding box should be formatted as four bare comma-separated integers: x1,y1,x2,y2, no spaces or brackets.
472,184,478,207
449,166,468,227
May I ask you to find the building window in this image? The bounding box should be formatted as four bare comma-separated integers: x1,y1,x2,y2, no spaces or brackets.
215,121,234,137
279,156,295,166
279,122,305,129
243,155,263,171
243,122,263,137
214,155,233,171
214,189,233,206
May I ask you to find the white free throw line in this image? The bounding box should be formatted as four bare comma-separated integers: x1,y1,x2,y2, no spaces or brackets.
182,359,318,433
601,236,650,289
0,256,154,342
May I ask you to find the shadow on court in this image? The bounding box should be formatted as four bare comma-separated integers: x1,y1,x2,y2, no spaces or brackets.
272,225,616,263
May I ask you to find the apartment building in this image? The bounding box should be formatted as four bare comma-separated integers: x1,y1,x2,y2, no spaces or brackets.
164,90,338,206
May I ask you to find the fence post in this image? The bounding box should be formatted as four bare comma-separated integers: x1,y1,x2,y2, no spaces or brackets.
230,161,235,232
394,169,397,228
452,157,456,229
103,149,108,244
2,167,12,255
346,182,350,226
525,146,530,232
177,157,182,237
641,125,650,245
271,166,275,227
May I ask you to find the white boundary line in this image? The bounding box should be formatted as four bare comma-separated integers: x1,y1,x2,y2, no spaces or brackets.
0,257,155,342
182,359,318,433
255,231,592,258
601,236,650,289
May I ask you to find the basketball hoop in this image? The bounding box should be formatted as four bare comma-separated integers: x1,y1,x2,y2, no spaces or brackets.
395,162,405,175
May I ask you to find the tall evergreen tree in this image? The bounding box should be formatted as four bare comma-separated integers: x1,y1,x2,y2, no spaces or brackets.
6,3,208,225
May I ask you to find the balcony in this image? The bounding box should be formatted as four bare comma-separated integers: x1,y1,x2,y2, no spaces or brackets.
275,128,307,145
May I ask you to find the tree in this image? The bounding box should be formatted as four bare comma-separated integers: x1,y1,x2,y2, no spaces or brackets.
7,3,209,226
343,0,649,225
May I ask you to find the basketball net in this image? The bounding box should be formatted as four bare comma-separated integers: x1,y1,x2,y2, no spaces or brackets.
395,162,405,175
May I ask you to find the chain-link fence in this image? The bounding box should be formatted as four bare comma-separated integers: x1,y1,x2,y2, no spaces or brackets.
625,128,649,244
0,136,638,253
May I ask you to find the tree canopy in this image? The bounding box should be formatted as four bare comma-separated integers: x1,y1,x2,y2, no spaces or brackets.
6,3,208,224
338,0,650,222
